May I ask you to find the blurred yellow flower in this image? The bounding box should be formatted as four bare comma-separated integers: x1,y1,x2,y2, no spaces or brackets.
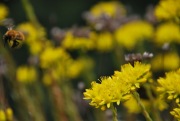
62,31,96,50
171,107,180,121
157,68,180,103
123,95,158,114
154,22,180,45
17,22,47,55
114,21,154,50
96,31,114,52
16,66,38,83
40,47,70,69
154,0,180,21
0,109,6,121
90,1,126,17
6,108,13,121
0,4,8,20
114,61,151,91
151,52,180,71
123,94,141,113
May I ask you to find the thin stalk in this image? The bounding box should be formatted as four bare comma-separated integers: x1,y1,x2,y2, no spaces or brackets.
21,0,39,26
111,104,118,121
132,91,153,121
144,84,162,121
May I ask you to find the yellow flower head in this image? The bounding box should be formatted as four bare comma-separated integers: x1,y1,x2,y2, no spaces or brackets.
0,109,6,121
90,1,126,17
84,76,131,110
157,68,180,103
0,4,8,21
62,30,96,50
83,62,150,110
114,61,151,91
96,31,114,52
16,66,38,83
40,47,70,69
6,108,13,121
114,21,154,50
154,22,180,45
171,107,180,121
151,52,180,71
154,0,180,21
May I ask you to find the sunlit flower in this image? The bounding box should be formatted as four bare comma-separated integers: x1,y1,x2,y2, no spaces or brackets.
171,107,180,121
90,1,126,17
16,66,38,83
84,76,131,110
96,31,114,52
84,62,150,110
151,52,180,71
157,68,180,104
114,21,154,50
0,4,8,20
154,22,180,45
114,61,151,91
154,0,180,21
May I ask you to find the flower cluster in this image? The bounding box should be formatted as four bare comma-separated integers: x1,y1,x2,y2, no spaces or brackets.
157,68,180,103
0,108,13,121
84,62,151,110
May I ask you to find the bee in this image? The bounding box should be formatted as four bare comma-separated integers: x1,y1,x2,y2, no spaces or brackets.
3,27,25,48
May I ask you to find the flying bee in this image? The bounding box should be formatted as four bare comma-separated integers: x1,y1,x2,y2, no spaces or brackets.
3,27,25,48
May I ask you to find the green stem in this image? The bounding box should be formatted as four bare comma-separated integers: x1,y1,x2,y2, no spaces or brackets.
132,91,153,121
21,0,39,26
111,104,118,121
144,84,162,121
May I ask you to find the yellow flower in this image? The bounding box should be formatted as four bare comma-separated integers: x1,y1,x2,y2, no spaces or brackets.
0,4,8,20
154,0,180,21
123,94,141,113
90,1,126,17
6,108,13,121
96,31,114,52
67,58,93,79
16,66,38,83
62,31,96,50
157,68,180,103
114,21,154,50
171,107,180,121
84,77,131,110
17,22,46,43
124,94,159,114
151,52,180,71
114,61,151,91
0,109,6,121
83,62,150,110
154,22,180,45
40,47,70,69
17,22,47,55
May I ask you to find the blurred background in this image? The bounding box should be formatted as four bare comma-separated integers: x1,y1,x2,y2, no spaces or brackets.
0,0,179,121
